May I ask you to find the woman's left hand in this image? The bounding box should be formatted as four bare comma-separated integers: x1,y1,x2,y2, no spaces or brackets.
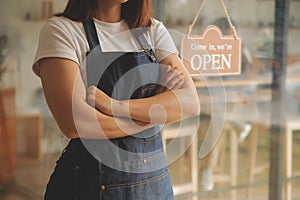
156,65,185,94
86,86,117,116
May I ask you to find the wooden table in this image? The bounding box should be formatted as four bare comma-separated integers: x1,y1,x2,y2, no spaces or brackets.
193,75,300,200
193,76,300,89
193,76,271,89
17,112,43,160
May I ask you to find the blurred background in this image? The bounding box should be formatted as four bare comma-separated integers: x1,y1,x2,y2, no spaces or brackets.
0,0,300,199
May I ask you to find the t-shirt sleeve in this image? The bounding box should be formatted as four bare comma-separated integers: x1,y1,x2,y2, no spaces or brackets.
32,18,79,76
152,20,179,62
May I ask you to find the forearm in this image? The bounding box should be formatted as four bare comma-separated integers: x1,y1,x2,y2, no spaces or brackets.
116,53,201,124
71,99,155,139
38,58,154,140
91,65,200,124
112,88,199,124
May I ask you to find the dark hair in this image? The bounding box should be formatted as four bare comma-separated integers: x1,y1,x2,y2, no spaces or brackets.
212,17,237,31
55,0,153,28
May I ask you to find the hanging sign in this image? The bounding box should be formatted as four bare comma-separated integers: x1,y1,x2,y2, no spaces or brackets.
181,25,242,76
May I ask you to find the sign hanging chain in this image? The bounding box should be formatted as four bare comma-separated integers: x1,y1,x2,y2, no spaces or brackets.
186,0,238,39
186,0,206,37
220,0,238,39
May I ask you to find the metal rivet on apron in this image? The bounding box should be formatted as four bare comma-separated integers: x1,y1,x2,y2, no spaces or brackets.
150,55,156,62
100,185,106,190
143,159,147,164
74,165,80,171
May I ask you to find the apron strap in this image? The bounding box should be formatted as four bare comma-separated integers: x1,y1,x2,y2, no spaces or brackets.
131,29,152,51
83,18,102,52
132,29,157,62
83,19,152,53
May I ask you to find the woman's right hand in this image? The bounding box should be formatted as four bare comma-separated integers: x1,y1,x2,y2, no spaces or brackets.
86,86,118,116
156,65,185,94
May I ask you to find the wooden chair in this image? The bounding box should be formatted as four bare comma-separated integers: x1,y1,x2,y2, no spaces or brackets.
284,118,300,200
17,112,43,160
211,91,268,200
212,122,239,200
162,124,198,200
239,89,270,200
244,89,300,200
246,116,300,200
245,123,269,200
0,88,16,189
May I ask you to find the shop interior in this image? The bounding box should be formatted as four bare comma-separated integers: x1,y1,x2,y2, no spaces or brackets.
0,0,300,199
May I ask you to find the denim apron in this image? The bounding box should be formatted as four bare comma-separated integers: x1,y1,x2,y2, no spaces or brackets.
44,19,174,200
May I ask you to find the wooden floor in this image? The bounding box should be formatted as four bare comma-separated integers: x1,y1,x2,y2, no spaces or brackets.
0,154,57,200
0,128,300,200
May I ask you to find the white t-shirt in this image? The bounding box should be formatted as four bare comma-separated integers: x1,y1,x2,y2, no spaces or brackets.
33,17,178,86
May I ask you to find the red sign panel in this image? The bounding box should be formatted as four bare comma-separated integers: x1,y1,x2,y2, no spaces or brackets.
181,25,242,76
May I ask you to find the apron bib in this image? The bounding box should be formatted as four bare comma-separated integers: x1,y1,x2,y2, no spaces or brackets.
44,19,174,200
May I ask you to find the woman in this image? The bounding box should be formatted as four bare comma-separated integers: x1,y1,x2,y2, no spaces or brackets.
33,0,200,199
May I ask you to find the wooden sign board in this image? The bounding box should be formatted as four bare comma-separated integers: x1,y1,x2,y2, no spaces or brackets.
181,25,242,76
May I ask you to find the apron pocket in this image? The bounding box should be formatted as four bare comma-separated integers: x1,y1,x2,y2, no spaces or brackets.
100,171,174,200
143,132,159,142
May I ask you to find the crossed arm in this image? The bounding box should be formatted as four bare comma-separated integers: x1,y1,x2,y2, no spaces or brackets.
37,53,200,139
87,53,200,124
